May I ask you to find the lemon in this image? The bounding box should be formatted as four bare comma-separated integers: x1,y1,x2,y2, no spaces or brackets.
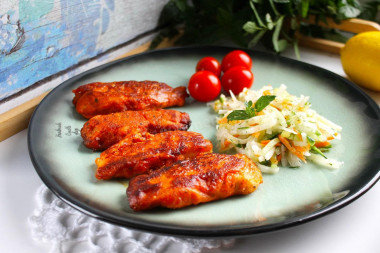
340,31,380,92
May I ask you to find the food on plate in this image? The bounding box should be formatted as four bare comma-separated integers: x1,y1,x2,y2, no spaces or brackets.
188,71,221,102
72,80,188,118
212,84,343,174
189,50,254,101
95,131,213,180
81,109,191,151
196,56,221,76
221,66,254,95
127,153,263,211
221,50,252,73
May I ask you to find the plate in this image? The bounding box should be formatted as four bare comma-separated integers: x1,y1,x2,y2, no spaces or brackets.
28,46,380,237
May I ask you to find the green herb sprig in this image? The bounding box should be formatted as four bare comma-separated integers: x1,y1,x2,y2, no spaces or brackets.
227,95,276,122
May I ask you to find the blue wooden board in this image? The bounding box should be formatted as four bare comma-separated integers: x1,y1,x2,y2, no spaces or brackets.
0,0,166,103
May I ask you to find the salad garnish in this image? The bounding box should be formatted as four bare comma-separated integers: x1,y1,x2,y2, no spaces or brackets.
212,84,343,174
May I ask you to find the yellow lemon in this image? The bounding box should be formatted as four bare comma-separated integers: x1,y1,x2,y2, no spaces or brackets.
340,31,380,92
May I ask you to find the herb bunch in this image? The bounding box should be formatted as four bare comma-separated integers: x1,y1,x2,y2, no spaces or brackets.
227,95,276,122
151,0,379,54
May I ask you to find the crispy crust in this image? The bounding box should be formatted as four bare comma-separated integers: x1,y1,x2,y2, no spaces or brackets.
127,153,263,211
72,80,188,118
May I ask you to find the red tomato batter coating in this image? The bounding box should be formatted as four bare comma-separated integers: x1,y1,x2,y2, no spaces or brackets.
95,131,213,180
127,153,263,211
81,109,191,151
73,80,188,118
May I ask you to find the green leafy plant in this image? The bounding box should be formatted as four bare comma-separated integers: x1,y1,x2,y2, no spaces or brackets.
152,0,377,54
359,0,380,22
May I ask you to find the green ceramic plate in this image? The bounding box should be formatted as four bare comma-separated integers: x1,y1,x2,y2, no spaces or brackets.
28,46,380,237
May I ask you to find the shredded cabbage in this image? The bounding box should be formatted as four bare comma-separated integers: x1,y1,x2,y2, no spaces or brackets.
211,84,343,174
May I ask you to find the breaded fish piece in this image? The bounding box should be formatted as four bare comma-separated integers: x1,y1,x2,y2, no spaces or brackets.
72,80,188,118
127,153,263,211
81,109,190,151
95,131,213,180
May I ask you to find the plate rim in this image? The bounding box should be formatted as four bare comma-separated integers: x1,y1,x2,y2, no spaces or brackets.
28,45,380,237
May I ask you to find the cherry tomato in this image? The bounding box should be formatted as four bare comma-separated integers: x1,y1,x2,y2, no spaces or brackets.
221,66,254,95
221,50,252,73
188,71,221,102
196,56,221,77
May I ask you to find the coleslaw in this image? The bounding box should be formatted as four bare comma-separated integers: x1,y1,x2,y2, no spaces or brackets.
211,84,343,174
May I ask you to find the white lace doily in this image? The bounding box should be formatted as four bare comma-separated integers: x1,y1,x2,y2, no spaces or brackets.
29,185,235,253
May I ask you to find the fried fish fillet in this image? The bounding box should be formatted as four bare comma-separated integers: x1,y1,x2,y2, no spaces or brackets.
81,109,191,151
95,131,213,180
127,153,263,211
72,80,188,118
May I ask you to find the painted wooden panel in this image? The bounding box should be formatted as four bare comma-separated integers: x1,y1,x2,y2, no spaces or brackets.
0,0,168,113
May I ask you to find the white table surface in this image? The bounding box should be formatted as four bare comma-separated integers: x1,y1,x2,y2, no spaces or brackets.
1,47,379,253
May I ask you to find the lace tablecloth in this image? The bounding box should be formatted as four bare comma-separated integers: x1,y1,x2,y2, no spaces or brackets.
29,185,235,253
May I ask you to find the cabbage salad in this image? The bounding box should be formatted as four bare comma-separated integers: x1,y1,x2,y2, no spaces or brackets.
211,84,343,174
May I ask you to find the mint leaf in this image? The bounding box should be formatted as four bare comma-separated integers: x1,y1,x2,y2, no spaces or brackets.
245,100,255,115
245,100,253,108
227,110,252,121
228,100,256,121
255,95,276,112
227,96,275,122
